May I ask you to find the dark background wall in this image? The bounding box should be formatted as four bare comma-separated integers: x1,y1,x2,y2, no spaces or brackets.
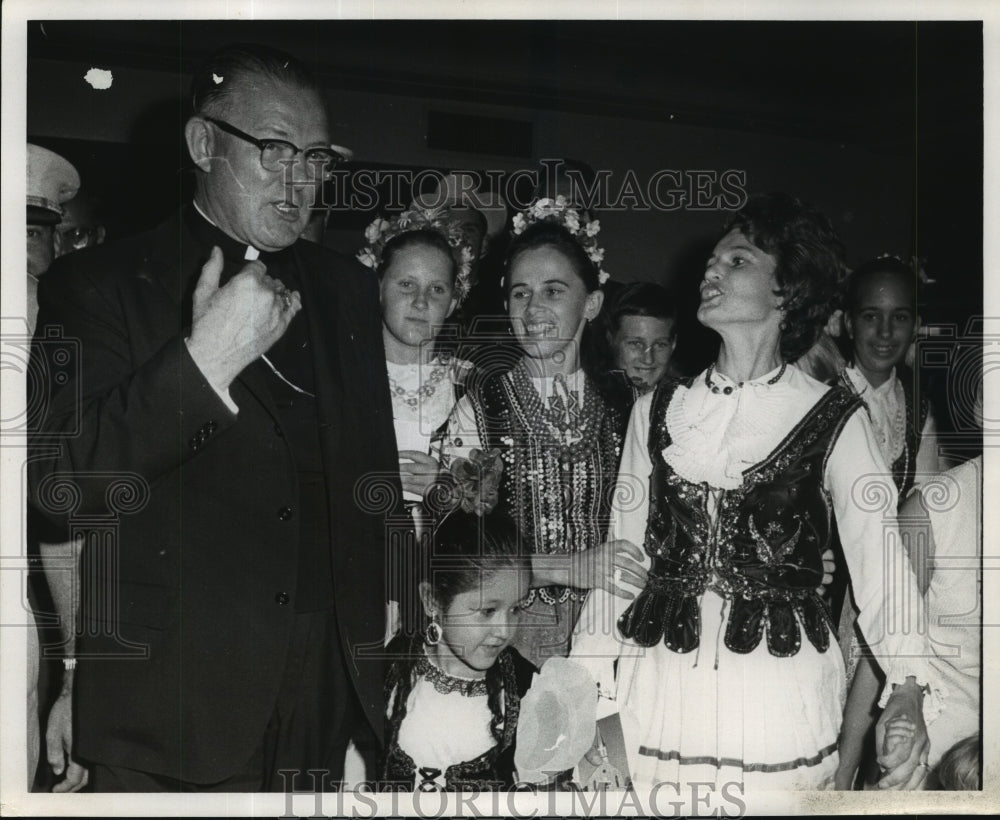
26,19,983,440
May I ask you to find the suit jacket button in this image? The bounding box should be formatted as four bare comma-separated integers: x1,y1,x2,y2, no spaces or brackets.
275,592,290,606
278,506,293,521
206,421,218,434
273,423,283,437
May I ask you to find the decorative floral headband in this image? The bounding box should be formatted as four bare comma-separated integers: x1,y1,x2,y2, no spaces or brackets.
511,195,610,285
356,206,476,305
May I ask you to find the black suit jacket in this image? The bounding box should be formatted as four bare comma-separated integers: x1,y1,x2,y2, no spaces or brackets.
28,209,400,783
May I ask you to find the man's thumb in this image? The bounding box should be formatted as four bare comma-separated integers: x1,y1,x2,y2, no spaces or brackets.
194,246,224,299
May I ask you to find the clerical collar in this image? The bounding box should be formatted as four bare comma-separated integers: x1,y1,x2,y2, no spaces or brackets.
188,202,281,264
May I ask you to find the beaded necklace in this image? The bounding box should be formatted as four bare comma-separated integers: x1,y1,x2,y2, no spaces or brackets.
416,649,488,697
508,361,602,462
387,357,453,412
704,361,787,395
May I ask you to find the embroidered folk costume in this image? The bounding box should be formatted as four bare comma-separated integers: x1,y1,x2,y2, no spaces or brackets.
383,636,536,791
571,365,944,790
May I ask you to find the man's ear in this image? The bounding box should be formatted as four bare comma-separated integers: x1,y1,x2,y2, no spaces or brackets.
185,117,215,173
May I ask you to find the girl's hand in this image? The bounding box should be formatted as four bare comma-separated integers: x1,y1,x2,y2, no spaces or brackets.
397,450,443,498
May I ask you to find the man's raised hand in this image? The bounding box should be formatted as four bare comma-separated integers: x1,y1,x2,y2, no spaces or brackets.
186,246,302,391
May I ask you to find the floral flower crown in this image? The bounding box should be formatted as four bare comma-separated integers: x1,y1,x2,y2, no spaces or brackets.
511,195,610,285
356,206,476,305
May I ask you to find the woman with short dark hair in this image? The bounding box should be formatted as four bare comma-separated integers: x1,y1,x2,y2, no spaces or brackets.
572,193,943,791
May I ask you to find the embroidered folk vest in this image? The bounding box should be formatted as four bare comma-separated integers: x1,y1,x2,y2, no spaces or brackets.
471,368,630,558
617,379,863,657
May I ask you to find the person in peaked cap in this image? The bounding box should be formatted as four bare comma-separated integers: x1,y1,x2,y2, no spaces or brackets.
24,143,79,791
27,144,80,332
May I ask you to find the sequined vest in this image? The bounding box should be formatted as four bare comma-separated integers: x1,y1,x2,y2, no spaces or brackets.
617,379,862,657
471,366,630,558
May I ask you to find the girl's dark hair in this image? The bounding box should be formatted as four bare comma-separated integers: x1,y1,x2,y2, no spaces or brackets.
724,192,846,363
845,255,917,313
503,220,604,378
421,509,524,612
376,228,459,285
191,43,322,118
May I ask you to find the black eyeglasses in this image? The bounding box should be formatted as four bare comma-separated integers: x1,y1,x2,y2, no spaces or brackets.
205,117,345,181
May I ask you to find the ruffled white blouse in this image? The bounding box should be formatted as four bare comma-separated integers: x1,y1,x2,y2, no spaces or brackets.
572,363,945,722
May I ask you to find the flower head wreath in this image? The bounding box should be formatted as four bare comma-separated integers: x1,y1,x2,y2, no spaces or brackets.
357,205,476,305
511,195,610,285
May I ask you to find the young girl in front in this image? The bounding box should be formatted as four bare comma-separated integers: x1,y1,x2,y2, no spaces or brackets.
383,508,537,790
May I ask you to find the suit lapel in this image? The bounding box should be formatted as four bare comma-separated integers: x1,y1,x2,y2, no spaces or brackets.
145,209,281,422
294,245,344,444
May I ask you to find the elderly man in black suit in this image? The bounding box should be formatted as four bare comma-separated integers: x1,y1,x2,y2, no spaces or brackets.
29,43,399,792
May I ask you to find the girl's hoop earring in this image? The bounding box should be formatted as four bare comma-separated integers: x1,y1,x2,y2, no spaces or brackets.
424,616,442,647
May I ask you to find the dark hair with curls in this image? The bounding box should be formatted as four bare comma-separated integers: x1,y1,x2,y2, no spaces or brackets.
376,228,459,286
190,43,323,118
385,510,527,750
845,255,917,314
724,192,846,363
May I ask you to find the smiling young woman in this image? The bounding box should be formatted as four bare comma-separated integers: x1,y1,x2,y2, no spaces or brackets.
444,209,645,666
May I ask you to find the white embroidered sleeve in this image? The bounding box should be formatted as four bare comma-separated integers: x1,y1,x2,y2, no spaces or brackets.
571,392,654,716
825,408,947,723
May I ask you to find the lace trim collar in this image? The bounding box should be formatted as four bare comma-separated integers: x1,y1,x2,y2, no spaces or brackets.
662,364,807,490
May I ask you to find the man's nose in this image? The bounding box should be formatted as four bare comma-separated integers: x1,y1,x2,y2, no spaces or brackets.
640,344,655,364
286,154,316,188
412,288,429,309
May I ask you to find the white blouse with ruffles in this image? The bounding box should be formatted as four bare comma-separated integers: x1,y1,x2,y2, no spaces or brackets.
572,363,945,723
